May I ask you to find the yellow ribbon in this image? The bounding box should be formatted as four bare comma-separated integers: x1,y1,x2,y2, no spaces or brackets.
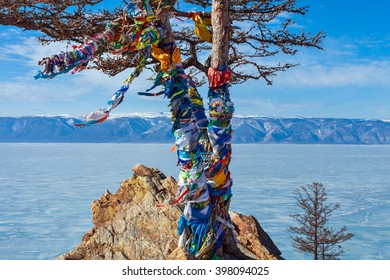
151,45,182,71
193,15,212,43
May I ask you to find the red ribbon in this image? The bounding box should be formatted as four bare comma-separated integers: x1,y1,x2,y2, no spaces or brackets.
207,67,232,89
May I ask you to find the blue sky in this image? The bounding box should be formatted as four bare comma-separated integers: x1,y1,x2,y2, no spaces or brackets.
0,0,389,119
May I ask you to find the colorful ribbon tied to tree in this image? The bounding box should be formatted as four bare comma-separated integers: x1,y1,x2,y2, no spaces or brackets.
33,0,235,259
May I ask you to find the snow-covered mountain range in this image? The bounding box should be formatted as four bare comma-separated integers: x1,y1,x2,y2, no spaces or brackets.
1,114,390,144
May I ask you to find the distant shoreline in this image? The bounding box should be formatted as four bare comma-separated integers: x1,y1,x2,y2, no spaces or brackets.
1,115,390,144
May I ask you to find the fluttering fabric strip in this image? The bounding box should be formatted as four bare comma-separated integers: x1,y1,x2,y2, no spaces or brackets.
34,15,163,127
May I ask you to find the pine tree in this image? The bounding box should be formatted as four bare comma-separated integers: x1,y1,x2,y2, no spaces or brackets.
289,182,353,260
1,0,325,259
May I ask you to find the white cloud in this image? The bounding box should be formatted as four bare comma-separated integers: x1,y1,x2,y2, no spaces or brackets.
235,97,325,114
276,60,390,88
269,11,306,29
1,36,70,67
255,35,390,89
0,34,158,102
0,28,25,39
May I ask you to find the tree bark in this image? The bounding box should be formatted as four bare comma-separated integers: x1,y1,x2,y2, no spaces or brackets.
211,0,230,69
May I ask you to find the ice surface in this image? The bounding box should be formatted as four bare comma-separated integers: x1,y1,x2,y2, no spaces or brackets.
0,143,389,260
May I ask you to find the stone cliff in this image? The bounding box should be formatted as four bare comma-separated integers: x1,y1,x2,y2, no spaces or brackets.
58,164,283,260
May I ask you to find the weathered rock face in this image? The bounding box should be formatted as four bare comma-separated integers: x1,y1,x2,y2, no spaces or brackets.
58,164,283,260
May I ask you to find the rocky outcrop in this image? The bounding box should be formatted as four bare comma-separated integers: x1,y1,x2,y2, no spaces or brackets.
58,164,282,260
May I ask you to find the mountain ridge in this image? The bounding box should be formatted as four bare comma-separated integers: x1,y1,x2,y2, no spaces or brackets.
1,115,390,144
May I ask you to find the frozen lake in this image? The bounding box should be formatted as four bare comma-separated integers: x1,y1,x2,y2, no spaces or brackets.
0,143,389,260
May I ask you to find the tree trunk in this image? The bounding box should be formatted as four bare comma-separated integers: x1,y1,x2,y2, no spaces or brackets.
204,0,234,258
158,7,175,44
156,3,213,259
314,192,319,260
211,0,230,69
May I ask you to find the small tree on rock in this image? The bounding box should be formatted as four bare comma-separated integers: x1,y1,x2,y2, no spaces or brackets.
289,182,353,260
